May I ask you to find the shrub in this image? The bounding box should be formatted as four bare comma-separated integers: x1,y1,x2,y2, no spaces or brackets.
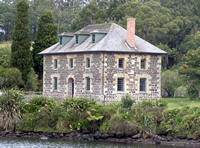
0,89,24,131
132,100,166,134
0,46,11,68
0,67,24,89
25,68,38,91
100,113,139,137
121,95,135,109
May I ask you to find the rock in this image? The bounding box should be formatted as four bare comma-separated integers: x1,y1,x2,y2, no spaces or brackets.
132,134,141,139
40,136,48,140
100,133,109,139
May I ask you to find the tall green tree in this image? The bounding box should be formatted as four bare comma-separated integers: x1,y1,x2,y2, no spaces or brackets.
179,48,200,98
11,0,32,81
32,10,58,79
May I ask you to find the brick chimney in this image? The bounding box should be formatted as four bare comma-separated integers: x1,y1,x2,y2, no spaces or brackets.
127,18,136,48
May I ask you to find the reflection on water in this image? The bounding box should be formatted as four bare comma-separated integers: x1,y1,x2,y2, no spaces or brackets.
0,137,186,148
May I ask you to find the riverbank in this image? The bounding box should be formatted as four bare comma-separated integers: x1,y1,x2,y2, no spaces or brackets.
1,91,200,147
0,131,200,147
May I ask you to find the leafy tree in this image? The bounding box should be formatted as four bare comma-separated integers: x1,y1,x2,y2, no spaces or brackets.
180,31,200,55
11,0,33,81
32,10,58,79
179,48,200,98
71,0,108,31
161,70,182,97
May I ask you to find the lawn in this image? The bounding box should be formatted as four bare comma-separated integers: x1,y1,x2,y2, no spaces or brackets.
162,98,200,110
0,42,11,48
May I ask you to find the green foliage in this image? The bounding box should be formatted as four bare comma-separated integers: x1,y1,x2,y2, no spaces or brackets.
11,0,33,81
160,107,200,139
32,10,58,79
161,70,182,97
100,112,139,137
0,66,24,89
0,46,11,68
121,95,135,109
179,48,200,98
0,89,24,132
132,100,167,134
25,68,38,91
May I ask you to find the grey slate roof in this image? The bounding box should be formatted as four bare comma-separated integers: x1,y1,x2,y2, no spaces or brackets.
39,23,167,55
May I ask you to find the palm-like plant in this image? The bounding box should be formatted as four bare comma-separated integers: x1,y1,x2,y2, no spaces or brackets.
0,89,24,132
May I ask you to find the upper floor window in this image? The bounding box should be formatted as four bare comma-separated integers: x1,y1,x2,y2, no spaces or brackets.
86,57,90,68
117,77,124,91
140,78,146,92
86,77,90,90
141,59,146,69
70,58,73,68
92,34,95,43
75,35,78,44
54,59,58,69
118,58,124,68
53,77,57,90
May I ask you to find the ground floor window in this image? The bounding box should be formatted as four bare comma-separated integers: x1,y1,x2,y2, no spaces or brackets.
117,77,124,91
140,78,146,92
86,77,90,90
53,77,57,90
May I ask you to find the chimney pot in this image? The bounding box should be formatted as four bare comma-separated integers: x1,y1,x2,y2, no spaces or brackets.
127,18,136,48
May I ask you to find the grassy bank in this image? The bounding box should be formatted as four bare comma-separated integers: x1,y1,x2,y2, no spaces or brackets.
1,90,200,140
162,98,200,110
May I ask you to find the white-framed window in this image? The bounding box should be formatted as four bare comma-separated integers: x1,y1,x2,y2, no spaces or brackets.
117,77,124,91
69,58,73,68
86,77,90,90
118,58,124,68
86,57,90,68
54,59,58,69
53,77,58,90
140,78,146,92
141,59,146,69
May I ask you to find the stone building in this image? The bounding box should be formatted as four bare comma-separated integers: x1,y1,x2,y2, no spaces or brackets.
40,18,166,102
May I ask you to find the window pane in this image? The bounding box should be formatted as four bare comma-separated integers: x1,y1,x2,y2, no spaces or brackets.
59,36,62,45
117,78,124,91
141,59,146,69
86,77,90,90
76,35,78,44
54,59,57,69
53,77,57,90
86,58,90,68
140,78,146,91
118,58,124,68
92,34,95,43
70,58,73,68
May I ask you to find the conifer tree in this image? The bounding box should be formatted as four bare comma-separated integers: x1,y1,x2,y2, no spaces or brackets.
32,10,58,79
11,0,32,81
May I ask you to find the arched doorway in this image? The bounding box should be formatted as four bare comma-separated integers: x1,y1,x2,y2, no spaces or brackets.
68,78,74,98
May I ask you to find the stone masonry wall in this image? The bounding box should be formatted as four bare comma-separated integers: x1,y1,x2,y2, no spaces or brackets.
43,53,162,102
103,53,161,102
43,53,104,101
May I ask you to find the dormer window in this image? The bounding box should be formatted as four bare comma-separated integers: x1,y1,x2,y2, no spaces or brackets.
75,35,78,44
59,33,73,46
92,34,95,43
90,33,106,43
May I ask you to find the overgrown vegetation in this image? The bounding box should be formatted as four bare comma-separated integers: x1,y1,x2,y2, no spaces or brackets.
1,92,200,139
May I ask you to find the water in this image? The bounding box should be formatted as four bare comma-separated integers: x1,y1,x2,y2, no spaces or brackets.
0,137,187,148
